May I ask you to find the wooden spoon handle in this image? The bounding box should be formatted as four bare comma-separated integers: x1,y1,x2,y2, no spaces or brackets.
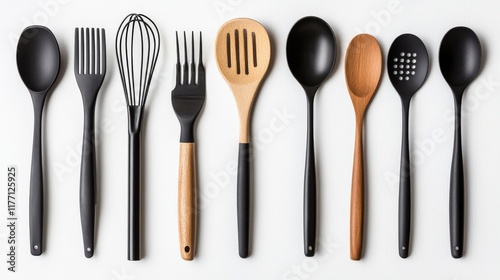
178,143,196,260
350,119,364,260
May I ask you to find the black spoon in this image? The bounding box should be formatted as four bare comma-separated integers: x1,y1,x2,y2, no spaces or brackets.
286,16,336,257
16,25,60,256
439,26,481,258
388,34,429,258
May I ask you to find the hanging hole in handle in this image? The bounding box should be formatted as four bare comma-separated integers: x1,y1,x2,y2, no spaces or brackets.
308,246,313,251
184,246,190,253
34,245,39,250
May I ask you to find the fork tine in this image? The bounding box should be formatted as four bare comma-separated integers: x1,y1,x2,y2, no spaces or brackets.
80,28,85,74
190,31,195,85
91,28,96,75
96,29,100,75
175,31,180,85
183,32,188,85
198,32,205,85
85,28,90,75
101,29,106,75
74,28,79,74
199,32,203,68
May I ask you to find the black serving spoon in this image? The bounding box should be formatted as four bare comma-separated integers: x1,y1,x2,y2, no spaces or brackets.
16,25,60,256
388,34,429,258
439,26,481,258
286,16,336,257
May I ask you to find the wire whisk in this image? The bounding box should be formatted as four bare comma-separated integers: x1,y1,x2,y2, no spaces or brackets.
115,13,160,261
116,13,160,107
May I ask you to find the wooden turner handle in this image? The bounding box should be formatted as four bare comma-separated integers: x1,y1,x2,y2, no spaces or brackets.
237,143,250,258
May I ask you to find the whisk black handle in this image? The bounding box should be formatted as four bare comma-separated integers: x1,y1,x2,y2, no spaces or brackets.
127,106,143,261
237,143,250,258
80,107,96,258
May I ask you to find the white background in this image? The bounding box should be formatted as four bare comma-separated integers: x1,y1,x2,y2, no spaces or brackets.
1,0,499,279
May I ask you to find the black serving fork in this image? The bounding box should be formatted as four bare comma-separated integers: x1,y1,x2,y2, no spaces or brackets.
74,27,106,258
171,31,205,261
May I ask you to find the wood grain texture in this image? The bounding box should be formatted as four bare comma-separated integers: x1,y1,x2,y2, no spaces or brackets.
344,34,382,261
178,143,196,260
215,18,271,143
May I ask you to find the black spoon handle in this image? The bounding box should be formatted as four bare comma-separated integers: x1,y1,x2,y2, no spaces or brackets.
304,99,316,257
450,98,464,258
29,97,44,256
398,101,411,258
80,108,96,258
128,131,141,261
237,143,250,258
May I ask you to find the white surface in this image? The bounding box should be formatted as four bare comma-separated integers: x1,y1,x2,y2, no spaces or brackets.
1,0,500,279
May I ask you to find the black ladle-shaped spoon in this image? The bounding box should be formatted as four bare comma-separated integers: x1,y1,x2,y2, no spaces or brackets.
388,34,429,258
286,16,336,257
439,26,481,258
16,26,60,256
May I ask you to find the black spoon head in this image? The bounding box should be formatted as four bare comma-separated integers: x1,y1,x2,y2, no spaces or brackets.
388,34,429,100
286,16,336,89
439,26,482,89
17,25,60,93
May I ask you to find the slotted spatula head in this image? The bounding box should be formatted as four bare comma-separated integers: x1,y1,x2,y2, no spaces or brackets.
215,18,271,88
215,18,271,142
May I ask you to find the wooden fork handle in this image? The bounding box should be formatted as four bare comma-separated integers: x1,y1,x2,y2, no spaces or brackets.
178,143,196,260
350,121,364,261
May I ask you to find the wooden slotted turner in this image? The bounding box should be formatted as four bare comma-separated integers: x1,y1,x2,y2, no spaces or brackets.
215,18,271,258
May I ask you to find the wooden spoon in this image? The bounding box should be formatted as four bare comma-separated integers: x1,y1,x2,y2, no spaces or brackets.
344,34,382,260
215,18,271,258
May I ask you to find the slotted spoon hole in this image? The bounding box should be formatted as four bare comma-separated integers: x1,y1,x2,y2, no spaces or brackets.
392,51,418,81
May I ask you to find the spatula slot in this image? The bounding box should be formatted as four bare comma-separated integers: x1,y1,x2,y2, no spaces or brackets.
226,33,231,68
252,32,257,68
234,29,241,75
243,29,249,75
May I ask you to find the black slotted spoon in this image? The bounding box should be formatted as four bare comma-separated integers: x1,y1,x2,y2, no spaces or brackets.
387,34,428,258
